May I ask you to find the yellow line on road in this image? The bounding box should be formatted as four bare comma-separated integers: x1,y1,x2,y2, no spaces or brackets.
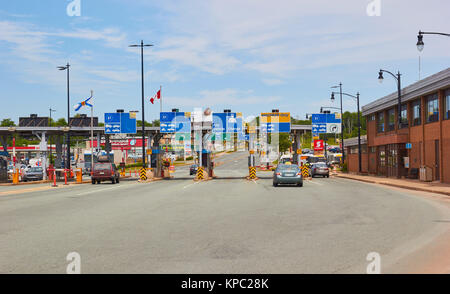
0,186,54,196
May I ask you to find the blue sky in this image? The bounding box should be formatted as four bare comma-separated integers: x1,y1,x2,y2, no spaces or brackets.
0,0,449,123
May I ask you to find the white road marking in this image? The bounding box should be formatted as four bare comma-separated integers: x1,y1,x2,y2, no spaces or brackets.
75,184,130,196
183,181,200,189
307,180,324,186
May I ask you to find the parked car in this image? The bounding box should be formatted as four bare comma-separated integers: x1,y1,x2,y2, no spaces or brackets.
189,164,198,175
22,167,44,181
310,162,330,178
273,164,303,187
91,161,120,184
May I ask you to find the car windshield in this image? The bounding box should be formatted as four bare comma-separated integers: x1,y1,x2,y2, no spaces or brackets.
94,163,111,170
315,163,328,168
29,167,43,172
277,165,299,172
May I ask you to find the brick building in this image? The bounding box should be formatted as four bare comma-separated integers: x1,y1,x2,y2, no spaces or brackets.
359,67,450,183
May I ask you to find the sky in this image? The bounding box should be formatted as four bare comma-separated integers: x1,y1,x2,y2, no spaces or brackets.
0,0,449,123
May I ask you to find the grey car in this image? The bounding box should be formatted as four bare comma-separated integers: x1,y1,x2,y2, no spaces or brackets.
23,167,44,181
273,164,303,187
310,162,330,178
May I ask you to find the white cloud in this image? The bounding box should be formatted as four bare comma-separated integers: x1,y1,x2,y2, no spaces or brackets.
164,88,281,108
262,78,285,86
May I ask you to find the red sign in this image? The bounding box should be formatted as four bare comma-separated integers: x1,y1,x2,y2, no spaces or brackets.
313,140,324,151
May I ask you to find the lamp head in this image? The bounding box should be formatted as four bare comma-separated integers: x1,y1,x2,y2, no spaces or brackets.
416,33,424,52
378,70,384,83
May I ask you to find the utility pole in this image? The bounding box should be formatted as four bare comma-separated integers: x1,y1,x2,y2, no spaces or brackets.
57,63,71,171
129,40,153,169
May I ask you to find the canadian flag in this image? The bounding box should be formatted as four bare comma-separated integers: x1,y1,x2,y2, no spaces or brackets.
149,88,161,104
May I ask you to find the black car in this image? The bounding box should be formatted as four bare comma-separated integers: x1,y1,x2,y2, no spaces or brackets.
189,164,198,175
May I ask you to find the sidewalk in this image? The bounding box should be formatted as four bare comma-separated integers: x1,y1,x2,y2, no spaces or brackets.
335,172,450,196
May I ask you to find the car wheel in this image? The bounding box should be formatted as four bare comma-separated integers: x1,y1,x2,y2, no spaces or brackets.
91,179,95,184
326,175,329,178
97,180,101,184
298,182,303,187
273,182,278,187
116,177,120,184
111,178,115,184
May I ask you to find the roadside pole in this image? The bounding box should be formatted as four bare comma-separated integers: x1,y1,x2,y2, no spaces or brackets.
90,91,94,177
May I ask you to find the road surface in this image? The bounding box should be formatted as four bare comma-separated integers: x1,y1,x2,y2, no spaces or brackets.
0,151,449,273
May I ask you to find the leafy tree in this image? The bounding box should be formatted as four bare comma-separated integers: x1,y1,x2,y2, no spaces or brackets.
55,118,68,126
291,117,312,125
278,133,292,153
1,118,16,127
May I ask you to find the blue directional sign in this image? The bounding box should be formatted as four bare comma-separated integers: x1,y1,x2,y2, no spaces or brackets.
105,112,137,134
212,113,243,133
312,113,341,134
160,112,191,133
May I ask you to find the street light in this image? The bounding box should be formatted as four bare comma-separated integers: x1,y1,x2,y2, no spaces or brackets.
129,40,153,169
58,63,71,171
49,108,56,163
416,30,450,52
331,83,345,163
378,69,402,178
330,91,361,173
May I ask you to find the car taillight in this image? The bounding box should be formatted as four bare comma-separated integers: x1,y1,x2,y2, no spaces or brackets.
297,172,302,176
276,172,281,175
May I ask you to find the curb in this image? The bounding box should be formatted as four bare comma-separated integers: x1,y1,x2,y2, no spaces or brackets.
335,174,450,197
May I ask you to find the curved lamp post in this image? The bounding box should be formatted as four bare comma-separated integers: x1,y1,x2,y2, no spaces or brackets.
417,31,450,52
331,91,361,173
378,69,402,178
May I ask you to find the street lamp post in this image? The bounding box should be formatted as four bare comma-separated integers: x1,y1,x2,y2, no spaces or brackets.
378,69,402,178
331,83,344,162
331,91,361,173
57,63,70,171
129,40,153,169
49,108,56,163
416,31,450,52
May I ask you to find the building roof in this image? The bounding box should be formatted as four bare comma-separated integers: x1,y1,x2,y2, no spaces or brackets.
362,67,450,116
343,135,367,147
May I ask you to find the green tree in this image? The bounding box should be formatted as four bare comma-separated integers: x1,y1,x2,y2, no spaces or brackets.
1,118,16,127
279,133,292,153
55,118,68,126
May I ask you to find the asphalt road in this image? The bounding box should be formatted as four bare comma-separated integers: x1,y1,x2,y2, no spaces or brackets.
0,151,449,274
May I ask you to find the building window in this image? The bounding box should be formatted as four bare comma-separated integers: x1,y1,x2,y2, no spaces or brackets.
387,108,395,131
379,150,386,167
412,99,421,126
400,104,408,128
377,112,384,133
368,114,376,121
445,89,450,120
426,93,439,123
370,147,376,153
